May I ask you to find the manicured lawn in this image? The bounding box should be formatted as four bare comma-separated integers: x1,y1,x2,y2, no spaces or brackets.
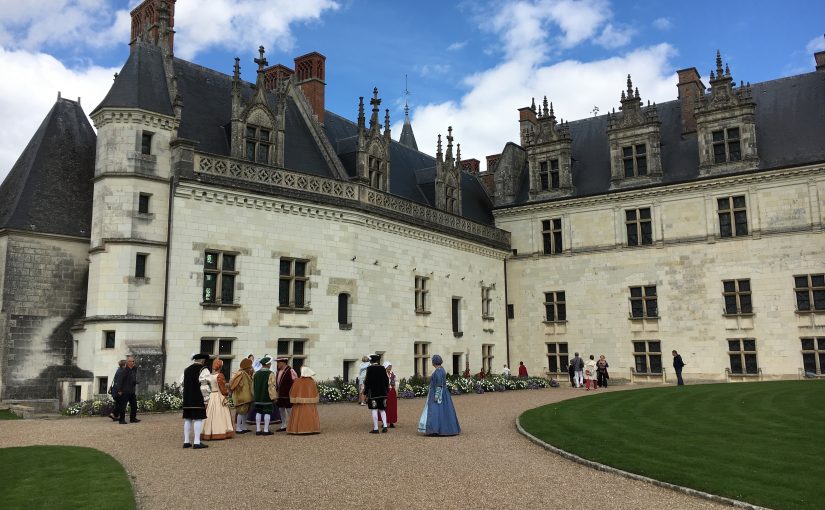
521,380,825,510
0,409,21,420
0,446,135,510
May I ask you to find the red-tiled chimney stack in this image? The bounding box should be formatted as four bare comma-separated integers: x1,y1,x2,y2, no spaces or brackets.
676,67,705,134
130,0,175,54
486,153,501,172
263,64,295,91
462,158,480,175
294,52,326,124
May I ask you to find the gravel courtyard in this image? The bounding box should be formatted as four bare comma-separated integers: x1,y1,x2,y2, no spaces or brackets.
0,386,727,510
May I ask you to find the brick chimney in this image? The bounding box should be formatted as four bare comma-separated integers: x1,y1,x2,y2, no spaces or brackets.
294,52,326,124
676,67,705,134
130,0,175,54
486,153,501,173
263,64,294,91
518,105,537,146
479,172,496,196
816,51,825,72
462,158,480,175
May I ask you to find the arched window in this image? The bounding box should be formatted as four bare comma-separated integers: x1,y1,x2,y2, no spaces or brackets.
338,293,351,329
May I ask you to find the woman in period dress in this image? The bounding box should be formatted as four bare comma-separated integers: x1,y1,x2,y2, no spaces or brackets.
287,366,321,434
202,359,235,440
229,357,254,434
384,361,398,428
417,354,460,436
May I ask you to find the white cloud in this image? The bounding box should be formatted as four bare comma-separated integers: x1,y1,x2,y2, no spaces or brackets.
173,0,340,59
0,47,118,181
595,23,634,48
416,63,452,77
805,34,825,53
447,41,468,51
653,17,672,31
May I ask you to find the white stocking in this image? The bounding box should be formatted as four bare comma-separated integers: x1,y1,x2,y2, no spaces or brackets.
193,419,203,444
255,413,262,432
279,407,290,429
264,414,271,432
235,413,245,432
380,410,387,427
184,419,192,443
371,409,379,430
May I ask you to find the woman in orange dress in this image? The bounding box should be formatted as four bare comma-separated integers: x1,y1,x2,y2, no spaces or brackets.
287,366,321,434
202,359,235,440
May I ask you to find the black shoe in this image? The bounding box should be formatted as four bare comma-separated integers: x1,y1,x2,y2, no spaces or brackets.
389,424,395,428
369,429,379,434
130,419,141,423
276,428,286,432
262,431,274,436
255,431,262,436
183,443,192,449
236,430,250,434
119,421,127,424
193,443,208,449
381,427,388,433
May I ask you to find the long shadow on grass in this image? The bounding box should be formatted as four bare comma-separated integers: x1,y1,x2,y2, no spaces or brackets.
520,381,825,510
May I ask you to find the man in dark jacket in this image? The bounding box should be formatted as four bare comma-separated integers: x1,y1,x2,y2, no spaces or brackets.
109,359,126,421
672,350,686,385
182,353,210,449
114,356,139,424
363,354,390,433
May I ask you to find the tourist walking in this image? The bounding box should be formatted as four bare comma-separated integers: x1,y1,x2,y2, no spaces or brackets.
418,354,460,436
230,357,254,433
596,355,610,388
202,359,235,440
363,354,389,433
572,352,584,388
253,357,277,435
181,353,210,449
502,364,511,377
567,360,576,387
584,355,598,390
672,350,686,385
357,355,370,406
518,361,528,378
287,366,321,434
275,357,297,432
384,361,397,428
114,356,139,424
108,359,126,421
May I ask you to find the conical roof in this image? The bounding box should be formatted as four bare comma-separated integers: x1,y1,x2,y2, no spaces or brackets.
399,106,418,151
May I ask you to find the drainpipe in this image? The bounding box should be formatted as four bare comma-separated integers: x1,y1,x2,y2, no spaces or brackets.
503,254,510,368
159,175,176,387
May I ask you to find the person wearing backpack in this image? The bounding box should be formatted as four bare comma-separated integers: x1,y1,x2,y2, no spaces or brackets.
572,353,584,388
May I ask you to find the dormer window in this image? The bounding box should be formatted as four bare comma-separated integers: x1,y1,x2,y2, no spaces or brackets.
445,181,459,214
622,145,647,177
712,128,741,163
245,125,271,164
539,160,560,190
369,155,383,189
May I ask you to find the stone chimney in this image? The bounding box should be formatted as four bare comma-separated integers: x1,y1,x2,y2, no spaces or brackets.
294,52,326,124
486,153,501,173
479,172,496,196
130,0,175,54
462,158,480,175
518,104,538,146
676,67,705,134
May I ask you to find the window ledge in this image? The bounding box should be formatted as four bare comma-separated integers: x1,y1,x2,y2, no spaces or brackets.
453,331,464,338
795,310,825,315
628,316,659,321
482,315,495,321
339,323,352,330
200,302,241,309
543,320,568,325
415,309,432,315
727,372,760,377
128,276,150,284
134,212,155,220
723,313,754,318
277,306,312,313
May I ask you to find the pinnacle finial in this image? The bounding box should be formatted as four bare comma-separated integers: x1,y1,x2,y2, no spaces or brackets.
725,63,730,77
384,108,390,130
542,96,549,116
626,74,634,96
715,49,724,76
456,143,461,161
549,101,554,117
710,69,715,80
233,57,240,79
254,46,267,71
635,86,640,99
531,97,536,112
437,134,442,155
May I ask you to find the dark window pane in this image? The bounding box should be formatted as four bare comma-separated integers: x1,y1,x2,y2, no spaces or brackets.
644,286,657,297
802,352,816,372
634,355,648,373
559,344,568,354
723,281,736,293
635,144,646,155
246,142,255,161
794,276,809,288
641,222,652,245
738,280,750,292
218,340,232,355
553,232,563,253
338,294,349,325
622,146,633,157
246,127,256,138
649,355,662,373
542,233,551,254
544,292,553,302
221,363,231,381
545,305,555,322
631,300,644,317
135,254,146,278
550,159,559,170
557,303,566,321
717,198,730,211
507,304,514,319
549,357,558,372
812,275,825,286
712,130,724,142
626,209,637,221
541,220,550,231
201,339,215,354
729,354,743,374
203,274,216,303
141,133,152,155
452,299,460,332
744,354,758,374
547,344,557,353
259,129,270,141
552,218,561,229
293,358,305,373
728,340,741,351
633,341,646,353
713,143,726,163
733,196,746,208
540,173,549,190
560,355,569,367
637,156,647,175
734,211,748,236
280,260,292,275
743,339,756,351
221,275,235,304
728,141,741,161
801,338,815,350
727,128,739,139
222,254,235,271
277,340,289,355
818,338,825,350
648,341,661,352
724,295,738,314
279,279,290,306
647,299,658,317
294,261,306,277
138,194,150,214
624,158,634,177
739,294,752,314
719,213,732,237
639,208,651,220
551,172,560,189
557,292,565,302
257,143,268,163
105,331,116,349
630,287,642,297
820,353,825,373
627,224,638,246
205,252,218,270
292,341,304,355
294,280,306,307
813,290,825,310
796,291,811,311
540,161,548,173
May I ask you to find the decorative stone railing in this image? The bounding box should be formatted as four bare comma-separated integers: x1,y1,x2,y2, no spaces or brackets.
194,153,510,248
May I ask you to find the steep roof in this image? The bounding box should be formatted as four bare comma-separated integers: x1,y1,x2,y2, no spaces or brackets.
0,97,96,237
93,42,174,116
399,109,419,151
505,70,825,206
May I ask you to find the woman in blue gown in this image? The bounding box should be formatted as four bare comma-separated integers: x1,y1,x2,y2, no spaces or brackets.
417,354,460,436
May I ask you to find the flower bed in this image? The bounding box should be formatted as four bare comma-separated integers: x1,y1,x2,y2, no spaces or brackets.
62,376,557,416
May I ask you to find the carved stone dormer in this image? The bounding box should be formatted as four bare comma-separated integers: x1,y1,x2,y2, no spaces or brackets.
695,50,758,176
435,127,462,214
607,75,662,188
522,97,573,200
355,88,391,190
230,46,286,167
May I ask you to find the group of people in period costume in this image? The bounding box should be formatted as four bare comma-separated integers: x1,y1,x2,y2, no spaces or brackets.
567,353,610,389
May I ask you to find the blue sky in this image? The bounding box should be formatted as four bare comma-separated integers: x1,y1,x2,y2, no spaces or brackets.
1,0,823,180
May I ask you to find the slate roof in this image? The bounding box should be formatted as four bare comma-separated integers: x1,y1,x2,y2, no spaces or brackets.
506,71,825,206
93,43,173,117
399,116,419,151
0,98,96,237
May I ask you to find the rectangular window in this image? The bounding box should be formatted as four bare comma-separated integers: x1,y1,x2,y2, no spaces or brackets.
723,279,752,315
541,218,563,255
717,195,748,238
338,293,350,327
97,376,109,395
539,161,549,191
625,207,652,246
712,127,741,163
138,193,150,214
544,291,567,322
801,337,825,375
279,258,309,309
135,253,147,278
482,344,494,374
203,251,238,305
629,285,658,318
481,286,493,318
622,144,647,177
632,340,662,374
507,304,514,319
794,274,825,312
201,337,235,379
452,297,462,334
277,338,307,373
414,342,430,377
244,125,271,164
728,338,758,375
546,342,569,373
103,330,116,349
141,132,153,155
415,276,430,313
550,159,560,189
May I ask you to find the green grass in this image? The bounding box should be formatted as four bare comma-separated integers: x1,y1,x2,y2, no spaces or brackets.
0,446,135,510
521,380,825,510
0,409,22,420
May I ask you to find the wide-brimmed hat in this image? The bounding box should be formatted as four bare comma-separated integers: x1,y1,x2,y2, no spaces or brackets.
259,356,272,365
369,354,381,363
192,353,210,361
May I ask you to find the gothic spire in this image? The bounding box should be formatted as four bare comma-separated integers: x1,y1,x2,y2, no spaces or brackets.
357,96,365,131
369,87,381,131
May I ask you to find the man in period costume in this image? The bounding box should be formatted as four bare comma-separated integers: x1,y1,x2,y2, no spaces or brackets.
253,357,277,435
275,357,297,432
182,353,211,449
230,357,254,433
363,353,390,434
